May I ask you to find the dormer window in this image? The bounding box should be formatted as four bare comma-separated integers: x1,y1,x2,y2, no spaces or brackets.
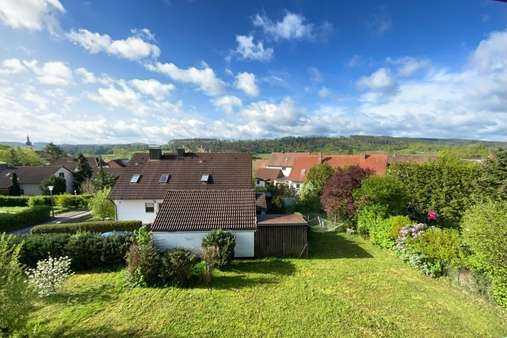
159,174,170,184
200,174,210,183
130,174,141,183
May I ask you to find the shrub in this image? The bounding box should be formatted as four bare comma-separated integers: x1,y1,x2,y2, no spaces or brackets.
125,243,161,287
159,249,198,286
32,220,142,234
462,200,507,307
389,155,481,227
0,206,51,232
321,166,371,221
0,234,33,336
28,195,51,207
353,176,408,215
406,228,464,268
356,204,388,237
27,256,73,297
55,194,92,209
202,245,220,284
40,176,66,195
0,195,29,207
13,232,132,271
202,230,236,268
89,188,115,220
373,215,412,249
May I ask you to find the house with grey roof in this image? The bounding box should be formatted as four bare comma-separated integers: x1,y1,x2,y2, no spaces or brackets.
0,165,74,195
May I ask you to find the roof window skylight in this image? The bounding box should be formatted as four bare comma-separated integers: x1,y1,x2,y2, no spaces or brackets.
159,174,170,183
130,174,141,183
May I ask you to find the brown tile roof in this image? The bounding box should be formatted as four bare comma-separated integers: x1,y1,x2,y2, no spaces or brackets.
287,156,322,182
0,166,65,188
256,167,283,181
109,152,253,200
107,159,128,168
268,152,311,167
257,214,307,226
253,159,269,172
151,189,257,231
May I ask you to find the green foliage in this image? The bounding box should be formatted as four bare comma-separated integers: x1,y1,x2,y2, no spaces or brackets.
126,243,162,287
74,154,93,190
356,204,388,238
202,230,236,268
0,206,51,232
478,148,507,200
373,215,412,249
89,188,115,220
32,220,142,234
54,193,92,209
406,228,464,268
353,176,408,215
28,195,50,207
40,176,66,195
390,155,481,227
0,146,44,166
0,195,30,207
92,168,117,191
27,256,73,297
159,249,198,287
0,234,33,336
304,163,335,194
297,181,321,213
13,232,132,271
42,143,65,163
462,200,507,306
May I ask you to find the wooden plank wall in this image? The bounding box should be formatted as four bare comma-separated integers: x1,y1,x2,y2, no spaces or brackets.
255,225,308,258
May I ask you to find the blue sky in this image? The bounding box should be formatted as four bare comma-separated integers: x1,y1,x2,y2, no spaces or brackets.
0,0,506,144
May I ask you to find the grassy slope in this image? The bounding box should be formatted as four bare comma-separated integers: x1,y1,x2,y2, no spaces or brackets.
27,233,507,337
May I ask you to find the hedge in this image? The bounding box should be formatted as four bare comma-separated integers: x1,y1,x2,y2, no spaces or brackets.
0,206,51,232
12,232,133,270
54,194,92,209
32,220,142,234
0,196,31,207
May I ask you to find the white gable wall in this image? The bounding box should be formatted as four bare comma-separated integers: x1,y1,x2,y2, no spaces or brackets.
114,199,163,224
266,165,292,178
152,230,255,258
54,167,74,193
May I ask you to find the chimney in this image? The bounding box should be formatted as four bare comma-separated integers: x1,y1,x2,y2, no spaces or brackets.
149,146,162,160
176,148,186,159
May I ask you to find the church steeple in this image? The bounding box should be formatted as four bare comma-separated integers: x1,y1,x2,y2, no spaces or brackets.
25,135,32,147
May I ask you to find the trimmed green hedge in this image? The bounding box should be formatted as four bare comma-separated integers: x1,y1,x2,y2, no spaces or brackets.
0,195,31,207
32,220,142,234
12,232,133,270
0,206,51,232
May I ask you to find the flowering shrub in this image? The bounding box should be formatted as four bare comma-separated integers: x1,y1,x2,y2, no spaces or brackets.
27,256,73,297
427,210,438,222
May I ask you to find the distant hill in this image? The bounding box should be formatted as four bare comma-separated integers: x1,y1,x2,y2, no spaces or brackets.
0,142,48,151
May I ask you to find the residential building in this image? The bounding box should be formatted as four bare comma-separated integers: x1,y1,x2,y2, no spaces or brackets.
0,165,74,195
255,167,284,188
265,152,311,177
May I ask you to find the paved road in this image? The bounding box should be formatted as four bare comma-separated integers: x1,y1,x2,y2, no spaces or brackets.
12,210,92,235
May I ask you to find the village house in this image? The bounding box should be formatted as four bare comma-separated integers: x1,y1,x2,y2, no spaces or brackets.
109,147,308,258
0,165,74,195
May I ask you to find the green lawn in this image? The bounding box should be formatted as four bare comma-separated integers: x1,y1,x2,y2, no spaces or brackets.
26,232,507,337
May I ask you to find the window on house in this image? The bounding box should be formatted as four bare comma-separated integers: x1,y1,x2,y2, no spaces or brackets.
130,174,141,183
145,202,154,213
58,172,65,178
200,174,210,183
159,174,170,183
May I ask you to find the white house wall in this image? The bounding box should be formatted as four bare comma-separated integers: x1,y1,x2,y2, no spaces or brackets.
152,231,255,258
114,199,163,224
54,167,74,193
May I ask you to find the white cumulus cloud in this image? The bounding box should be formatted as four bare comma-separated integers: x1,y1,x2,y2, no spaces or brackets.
233,35,273,62
357,68,397,91
235,72,259,97
23,60,73,86
0,0,64,33
129,79,175,100
213,95,242,113
66,28,160,61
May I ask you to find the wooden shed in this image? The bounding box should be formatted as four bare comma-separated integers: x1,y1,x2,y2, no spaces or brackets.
255,214,308,258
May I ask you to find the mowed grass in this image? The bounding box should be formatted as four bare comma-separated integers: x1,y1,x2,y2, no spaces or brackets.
27,233,507,337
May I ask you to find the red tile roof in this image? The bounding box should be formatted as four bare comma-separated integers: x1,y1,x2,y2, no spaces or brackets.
287,156,321,182
268,152,311,167
323,154,388,175
151,189,256,231
256,167,284,181
109,152,252,200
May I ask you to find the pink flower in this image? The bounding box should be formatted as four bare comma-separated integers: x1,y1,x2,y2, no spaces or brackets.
427,210,438,222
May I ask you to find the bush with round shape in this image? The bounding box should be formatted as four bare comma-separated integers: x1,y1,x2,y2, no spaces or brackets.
27,256,73,297
356,204,388,237
159,249,198,286
89,188,115,220
202,229,236,268
55,194,92,209
125,243,162,287
462,200,507,307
